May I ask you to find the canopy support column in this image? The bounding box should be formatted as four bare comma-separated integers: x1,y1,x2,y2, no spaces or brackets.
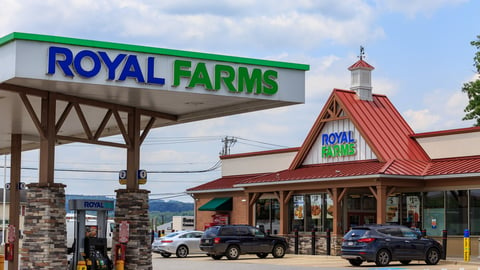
8,134,21,270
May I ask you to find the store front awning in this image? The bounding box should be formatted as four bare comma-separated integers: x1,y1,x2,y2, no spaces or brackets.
198,197,232,211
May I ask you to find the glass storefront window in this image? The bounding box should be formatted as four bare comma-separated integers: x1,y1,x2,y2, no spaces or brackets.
470,190,480,235
255,198,280,234
423,191,444,237
446,190,468,235
289,193,331,232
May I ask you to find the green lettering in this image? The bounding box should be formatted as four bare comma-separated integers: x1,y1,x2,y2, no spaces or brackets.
322,146,329,158
187,62,213,89
262,69,278,95
238,67,262,94
348,143,356,155
173,60,191,87
333,145,340,156
215,65,236,92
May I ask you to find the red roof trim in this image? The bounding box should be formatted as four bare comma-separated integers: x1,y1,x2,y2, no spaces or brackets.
348,59,375,70
413,126,480,138
221,147,299,160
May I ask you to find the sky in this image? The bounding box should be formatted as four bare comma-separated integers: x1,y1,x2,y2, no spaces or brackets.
0,0,479,202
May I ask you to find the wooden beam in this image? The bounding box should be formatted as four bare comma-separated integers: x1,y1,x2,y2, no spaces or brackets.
94,109,113,140
19,93,45,138
113,110,131,147
55,102,74,134
73,103,93,140
369,186,378,200
57,135,128,148
139,117,156,145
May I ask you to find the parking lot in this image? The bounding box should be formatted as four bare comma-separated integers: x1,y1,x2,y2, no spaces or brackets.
152,253,480,270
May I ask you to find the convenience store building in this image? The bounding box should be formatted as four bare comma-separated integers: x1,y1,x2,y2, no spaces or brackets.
187,57,480,257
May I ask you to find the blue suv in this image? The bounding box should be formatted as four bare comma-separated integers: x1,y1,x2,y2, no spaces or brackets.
341,224,442,266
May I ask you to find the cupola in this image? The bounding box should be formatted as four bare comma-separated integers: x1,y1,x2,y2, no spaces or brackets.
348,46,375,101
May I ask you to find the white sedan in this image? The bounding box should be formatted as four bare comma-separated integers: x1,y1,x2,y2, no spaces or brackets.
152,231,205,258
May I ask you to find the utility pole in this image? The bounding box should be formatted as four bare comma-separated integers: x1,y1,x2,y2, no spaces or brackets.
220,136,237,156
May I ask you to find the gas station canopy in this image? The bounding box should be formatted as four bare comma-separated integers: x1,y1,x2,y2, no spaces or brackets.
0,32,309,154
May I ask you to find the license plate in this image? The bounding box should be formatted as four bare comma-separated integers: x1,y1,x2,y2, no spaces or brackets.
347,241,354,246
205,239,210,244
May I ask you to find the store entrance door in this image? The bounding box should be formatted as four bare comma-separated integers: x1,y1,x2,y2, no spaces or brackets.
345,193,377,229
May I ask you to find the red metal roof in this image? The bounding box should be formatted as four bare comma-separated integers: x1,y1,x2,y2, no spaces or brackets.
348,59,375,70
188,156,480,191
186,173,265,192
290,89,430,168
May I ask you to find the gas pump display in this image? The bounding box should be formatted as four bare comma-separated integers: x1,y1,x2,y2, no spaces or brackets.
69,199,114,270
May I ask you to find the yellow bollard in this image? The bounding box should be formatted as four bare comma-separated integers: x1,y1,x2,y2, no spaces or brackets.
115,259,124,270
0,254,4,270
77,259,87,270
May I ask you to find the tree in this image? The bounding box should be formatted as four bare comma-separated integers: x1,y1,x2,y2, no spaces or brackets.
462,35,480,126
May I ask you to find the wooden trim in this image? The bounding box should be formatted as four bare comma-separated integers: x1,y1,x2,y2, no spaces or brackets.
0,83,48,97
140,117,156,145
284,190,294,204
387,187,396,197
94,109,113,140
338,188,348,202
19,93,45,138
74,103,93,140
57,135,127,148
55,102,74,134
113,110,131,147
369,186,378,200
249,192,262,206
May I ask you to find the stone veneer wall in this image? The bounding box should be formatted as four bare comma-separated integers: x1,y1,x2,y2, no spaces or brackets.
114,189,151,270
21,183,67,269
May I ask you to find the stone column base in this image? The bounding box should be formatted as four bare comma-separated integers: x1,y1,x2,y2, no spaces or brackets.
21,183,67,269
115,189,152,270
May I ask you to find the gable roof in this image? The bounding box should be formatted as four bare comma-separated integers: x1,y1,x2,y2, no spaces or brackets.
290,89,429,169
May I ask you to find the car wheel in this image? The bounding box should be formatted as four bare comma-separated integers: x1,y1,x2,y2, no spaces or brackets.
226,245,240,260
400,260,411,265
348,259,363,266
375,249,391,266
211,255,223,260
256,253,268,258
176,245,189,258
160,252,171,258
425,248,440,265
272,244,286,258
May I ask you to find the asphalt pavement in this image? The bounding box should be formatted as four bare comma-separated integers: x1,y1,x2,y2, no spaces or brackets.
152,253,480,270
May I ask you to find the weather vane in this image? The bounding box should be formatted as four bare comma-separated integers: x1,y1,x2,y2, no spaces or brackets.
359,46,365,60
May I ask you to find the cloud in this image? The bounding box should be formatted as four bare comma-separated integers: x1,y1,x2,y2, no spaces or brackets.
403,109,441,131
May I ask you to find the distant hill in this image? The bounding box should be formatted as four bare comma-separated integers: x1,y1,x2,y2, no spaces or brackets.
65,195,193,213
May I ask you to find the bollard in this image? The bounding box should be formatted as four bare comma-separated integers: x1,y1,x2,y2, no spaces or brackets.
267,229,271,236
294,229,299,254
464,229,470,262
442,230,447,260
273,229,278,235
77,259,87,270
311,229,316,255
0,255,4,270
116,259,124,270
421,229,426,237
326,229,331,256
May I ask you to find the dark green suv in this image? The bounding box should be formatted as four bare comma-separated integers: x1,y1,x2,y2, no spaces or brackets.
200,225,288,260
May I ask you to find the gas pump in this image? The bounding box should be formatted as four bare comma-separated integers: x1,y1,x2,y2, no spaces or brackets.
69,199,114,270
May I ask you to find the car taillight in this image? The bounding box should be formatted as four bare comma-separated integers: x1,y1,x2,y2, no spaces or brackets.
214,237,221,244
357,238,375,243
161,240,173,243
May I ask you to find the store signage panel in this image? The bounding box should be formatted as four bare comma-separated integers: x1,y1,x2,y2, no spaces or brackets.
321,131,356,158
11,39,305,103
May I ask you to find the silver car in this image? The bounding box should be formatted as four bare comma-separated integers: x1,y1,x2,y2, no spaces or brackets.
152,231,204,258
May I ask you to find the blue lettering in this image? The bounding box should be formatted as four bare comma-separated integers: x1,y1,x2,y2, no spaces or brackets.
48,46,74,77
322,131,356,145
321,134,328,145
73,50,101,78
147,57,165,85
119,55,145,83
99,52,127,80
